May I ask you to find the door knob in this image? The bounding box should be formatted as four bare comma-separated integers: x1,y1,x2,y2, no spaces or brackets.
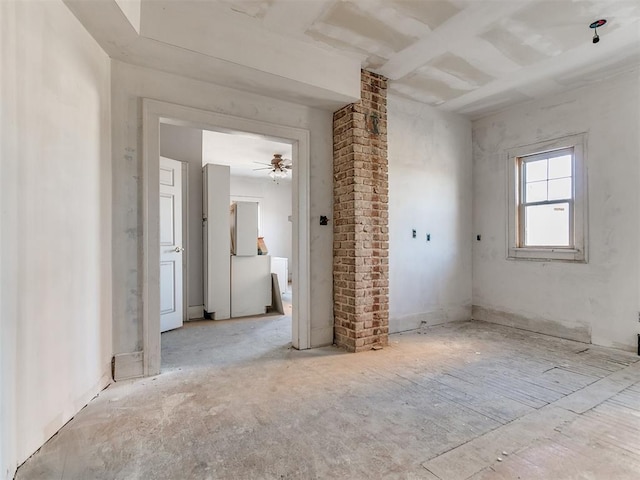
174,246,185,253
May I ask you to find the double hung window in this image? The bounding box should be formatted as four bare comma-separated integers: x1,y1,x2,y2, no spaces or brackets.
507,134,587,262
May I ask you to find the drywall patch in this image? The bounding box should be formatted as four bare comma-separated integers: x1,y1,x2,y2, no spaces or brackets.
480,26,548,66
429,53,494,88
394,73,468,104
306,29,380,62
458,89,532,117
472,305,591,344
391,0,460,30
321,1,416,53
363,54,389,70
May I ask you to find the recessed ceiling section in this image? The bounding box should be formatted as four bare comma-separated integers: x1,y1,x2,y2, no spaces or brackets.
456,90,533,117
428,53,494,89
320,1,417,52
306,29,377,62
306,0,425,66
391,73,469,106
390,0,460,31
480,26,550,67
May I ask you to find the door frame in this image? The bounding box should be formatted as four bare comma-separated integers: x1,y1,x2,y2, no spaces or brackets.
142,99,311,376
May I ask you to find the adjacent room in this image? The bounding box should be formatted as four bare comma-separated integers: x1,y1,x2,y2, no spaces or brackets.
158,123,295,370
2,0,639,479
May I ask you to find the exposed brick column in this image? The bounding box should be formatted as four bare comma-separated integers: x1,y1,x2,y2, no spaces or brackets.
333,70,389,352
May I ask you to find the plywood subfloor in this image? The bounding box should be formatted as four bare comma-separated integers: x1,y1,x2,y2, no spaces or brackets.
16,320,640,479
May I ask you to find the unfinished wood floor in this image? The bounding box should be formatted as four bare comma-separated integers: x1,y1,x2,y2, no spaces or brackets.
16,320,640,479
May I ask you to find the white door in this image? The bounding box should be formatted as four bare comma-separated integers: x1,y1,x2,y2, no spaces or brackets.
160,157,184,332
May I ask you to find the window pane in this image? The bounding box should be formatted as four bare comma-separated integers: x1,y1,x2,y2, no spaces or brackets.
548,178,572,200
548,154,572,179
525,203,570,247
525,159,547,182
525,180,547,202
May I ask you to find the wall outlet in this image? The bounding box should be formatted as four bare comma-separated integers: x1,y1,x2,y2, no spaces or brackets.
426,233,431,242
412,229,416,238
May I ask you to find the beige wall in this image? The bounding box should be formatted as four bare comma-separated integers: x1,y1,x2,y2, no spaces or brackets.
0,1,112,477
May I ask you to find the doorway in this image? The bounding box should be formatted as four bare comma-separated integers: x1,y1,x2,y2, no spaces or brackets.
143,99,311,377
158,124,295,368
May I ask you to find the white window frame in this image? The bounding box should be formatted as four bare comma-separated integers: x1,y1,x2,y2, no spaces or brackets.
507,133,588,263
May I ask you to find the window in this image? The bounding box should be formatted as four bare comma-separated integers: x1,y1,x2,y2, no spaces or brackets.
507,133,588,262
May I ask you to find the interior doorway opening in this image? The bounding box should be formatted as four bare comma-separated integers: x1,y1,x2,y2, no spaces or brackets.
142,99,311,377
158,123,295,370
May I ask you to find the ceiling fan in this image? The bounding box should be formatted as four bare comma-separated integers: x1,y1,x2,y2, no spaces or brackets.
253,153,292,181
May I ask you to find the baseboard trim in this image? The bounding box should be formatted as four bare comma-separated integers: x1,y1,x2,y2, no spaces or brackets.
390,305,472,334
187,305,204,320
472,305,591,343
113,351,144,381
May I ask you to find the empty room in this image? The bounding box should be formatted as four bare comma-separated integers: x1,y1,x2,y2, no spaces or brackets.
2,1,639,479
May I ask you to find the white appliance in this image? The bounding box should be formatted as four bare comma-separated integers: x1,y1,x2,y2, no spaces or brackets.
271,256,288,295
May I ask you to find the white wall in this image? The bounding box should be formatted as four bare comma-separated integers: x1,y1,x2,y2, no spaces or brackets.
388,95,473,333
230,176,293,271
160,124,204,309
0,1,112,478
112,61,334,376
472,69,640,351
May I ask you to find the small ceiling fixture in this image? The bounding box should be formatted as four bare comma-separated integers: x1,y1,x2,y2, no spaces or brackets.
590,19,607,44
253,153,292,183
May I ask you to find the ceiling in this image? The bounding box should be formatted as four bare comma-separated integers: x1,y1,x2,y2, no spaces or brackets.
202,130,293,181
67,0,640,117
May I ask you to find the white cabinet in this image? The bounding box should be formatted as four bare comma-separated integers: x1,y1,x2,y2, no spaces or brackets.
271,256,288,295
230,201,258,256
203,164,231,319
231,256,272,317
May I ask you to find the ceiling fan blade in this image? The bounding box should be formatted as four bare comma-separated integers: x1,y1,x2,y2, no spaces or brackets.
252,167,273,171
253,161,272,166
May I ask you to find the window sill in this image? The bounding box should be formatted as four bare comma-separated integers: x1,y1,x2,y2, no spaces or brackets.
507,247,587,263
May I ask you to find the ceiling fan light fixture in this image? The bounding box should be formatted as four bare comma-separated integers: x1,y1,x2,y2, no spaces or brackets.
269,168,288,181
263,153,291,182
